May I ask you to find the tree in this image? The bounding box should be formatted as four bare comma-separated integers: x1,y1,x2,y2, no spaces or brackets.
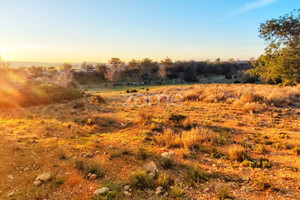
140,58,158,84
214,58,221,64
109,57,125,68
95,63,108,79
104,66,122,88
249,9,300,85
81,62,87,70
60,63,72,72
228,58,234,63
128,59,141,70
0,56,11,68
160,57,173,83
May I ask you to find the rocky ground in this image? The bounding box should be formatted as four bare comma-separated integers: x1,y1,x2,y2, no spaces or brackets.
0,84,299,200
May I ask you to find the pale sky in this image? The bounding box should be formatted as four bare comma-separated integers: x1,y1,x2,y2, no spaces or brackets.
0,0,299,63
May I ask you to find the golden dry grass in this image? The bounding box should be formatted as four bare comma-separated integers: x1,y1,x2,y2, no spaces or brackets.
0,83,299,199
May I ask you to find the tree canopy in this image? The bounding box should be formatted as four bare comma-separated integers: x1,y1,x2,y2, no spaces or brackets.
250,9,300,85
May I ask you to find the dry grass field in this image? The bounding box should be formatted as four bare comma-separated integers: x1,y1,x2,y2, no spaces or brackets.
0,83,299,200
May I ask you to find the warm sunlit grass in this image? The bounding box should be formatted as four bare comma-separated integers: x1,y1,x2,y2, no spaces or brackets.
0,83,299,199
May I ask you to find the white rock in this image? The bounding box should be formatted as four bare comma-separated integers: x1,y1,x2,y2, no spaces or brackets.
7,191,14,197
89,174,97,180
168,150,175,156
36,173,51,182
124,185,130,191
161,152,169,158
161,151,175,158
33,180,42,186
94,187,109,195
124,191,131,196
155,186,163,195
23,167,29,171
148,172,156,179
143,161,158,173
7,175,14,180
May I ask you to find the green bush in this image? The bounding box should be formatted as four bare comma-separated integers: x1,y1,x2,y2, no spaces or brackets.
75,160,105,178
216,186,232,200
0,82,83,108
136,147,151,160
130,170,155,190
170,183,185,198
157,172,174,190
93,181,124,200
159,157,174,169
185,164,208,186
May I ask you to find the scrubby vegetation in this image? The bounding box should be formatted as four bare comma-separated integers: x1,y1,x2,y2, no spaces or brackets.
0,82,299,199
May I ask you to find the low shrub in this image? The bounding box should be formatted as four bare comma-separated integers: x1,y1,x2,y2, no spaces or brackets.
93,181,124,200
292,146,300,155
183,92,200,101
255,158,272,168
90,95,106,105
130,170,155,190
185,164,209,186
136,147,151,160
166,113,187,126
254,144,266,154
75,160,105,178
159,157,174,169
154,129,183,148
0,82,83,108
253,174,271,190
138,109,153,125
228,145,247,162
241,158,272,168
170,183,185,198
157,172,174,190
216,186,232,200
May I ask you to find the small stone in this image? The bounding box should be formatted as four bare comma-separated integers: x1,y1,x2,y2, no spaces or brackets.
155,190,162,195
161,152,169,158
124,191,131,196
94,187,109,195
144,161,158,173
168,150,175,156
23,167,29,171
148,172,156,179
89,174,97,180
155,186,163,195
124,185,130,191
7,175,13,180
7,191,14,197
36,173,51,182
33,180,42,186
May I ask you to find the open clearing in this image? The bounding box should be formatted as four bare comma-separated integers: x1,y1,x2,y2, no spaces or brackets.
0,83,299,200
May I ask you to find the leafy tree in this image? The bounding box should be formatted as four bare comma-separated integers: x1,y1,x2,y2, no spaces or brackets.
249,9,300,85
104,67,122,88
81,62,87,70
109,57,125,68
140,58,158,84
60,63,72,72
128,59,141,70
214,58,221,64
228,58,234,63
160,57,173,83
